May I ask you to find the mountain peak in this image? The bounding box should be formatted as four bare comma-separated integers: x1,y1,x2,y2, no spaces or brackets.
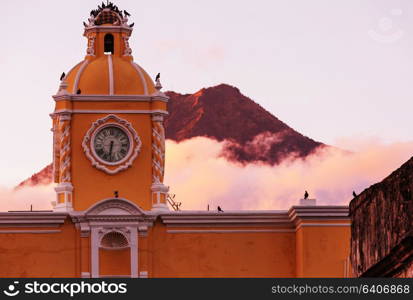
165,83,324,165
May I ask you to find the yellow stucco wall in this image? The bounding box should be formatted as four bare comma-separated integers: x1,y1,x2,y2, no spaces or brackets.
0,220,77,277
0,216,350,278
148,223,296,278
296,223,350,277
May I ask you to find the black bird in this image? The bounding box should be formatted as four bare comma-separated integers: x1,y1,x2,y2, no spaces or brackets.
83,21,88,27
102,2,106,9
217,206,224,212
77,89,81,94
60,72,65,81
155,73,160,82
124,10,131,17
304,191,309,199
114,191,119,198
353,191,358,198
130,22,135,28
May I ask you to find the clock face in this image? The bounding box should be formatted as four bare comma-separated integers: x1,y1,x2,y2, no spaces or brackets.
93,126,131,163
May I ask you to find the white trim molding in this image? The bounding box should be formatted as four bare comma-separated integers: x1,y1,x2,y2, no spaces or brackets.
107,54,114,95
73,60,90,94
159,206,350,232
82,114,142,175
53,109,168,115
84,25,132,35
0,213,67,226
288,205,349,228
167,229,296,234
0,230,61,234
131,63,148,95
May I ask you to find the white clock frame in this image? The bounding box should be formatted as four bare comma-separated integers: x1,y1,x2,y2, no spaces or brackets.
82,114,142,174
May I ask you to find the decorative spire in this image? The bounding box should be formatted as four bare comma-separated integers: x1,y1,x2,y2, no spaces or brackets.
85,2,134,28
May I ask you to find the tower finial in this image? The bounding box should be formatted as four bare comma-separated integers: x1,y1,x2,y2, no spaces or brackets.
155,73,162,91
57,80,69,96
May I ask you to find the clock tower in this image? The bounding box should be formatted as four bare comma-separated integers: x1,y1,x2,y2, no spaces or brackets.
51,5,169,212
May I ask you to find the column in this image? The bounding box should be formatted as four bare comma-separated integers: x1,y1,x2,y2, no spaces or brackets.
151,113,169,211
54,112,74,212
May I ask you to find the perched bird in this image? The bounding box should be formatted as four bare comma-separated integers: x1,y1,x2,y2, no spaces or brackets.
102,2,106,9
60,72,65,81
77,89,81,94
217,206,224,212
114,191,119,198
124,10,131,17
83,21,88,27
304,191,309,199
353,191,358,198
130,23,135,28
155,73,160,82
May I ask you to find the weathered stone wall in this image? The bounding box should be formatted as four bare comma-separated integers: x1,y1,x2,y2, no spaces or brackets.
396,260,413,278
350,157,413,277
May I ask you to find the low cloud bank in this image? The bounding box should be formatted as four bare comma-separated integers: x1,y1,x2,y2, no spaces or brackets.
1,137,412,212
0,184,54,212
165,137,413,210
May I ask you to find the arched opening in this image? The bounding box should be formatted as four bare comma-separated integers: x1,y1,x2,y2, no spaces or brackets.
104,34,114,54
99,231,131,277
101,231,129,249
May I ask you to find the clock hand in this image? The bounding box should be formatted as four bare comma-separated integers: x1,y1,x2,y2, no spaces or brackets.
109,141,114,160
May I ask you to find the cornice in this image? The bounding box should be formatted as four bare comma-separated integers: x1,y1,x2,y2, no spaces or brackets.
84,26,132,35
159,206,350,228
53,94,169,102
71,215,156,223
0,212,68,226
288,205,349,226
51,109,168,116
69,198,157,225
160,211,293,227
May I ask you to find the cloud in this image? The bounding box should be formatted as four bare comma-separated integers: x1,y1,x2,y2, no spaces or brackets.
0,184,54,212
1,137,412,212
165,137,413,210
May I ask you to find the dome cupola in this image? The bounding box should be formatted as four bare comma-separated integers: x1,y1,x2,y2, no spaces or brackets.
61,2,156,96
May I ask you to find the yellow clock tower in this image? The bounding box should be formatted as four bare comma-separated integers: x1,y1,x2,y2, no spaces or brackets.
51,5,169,212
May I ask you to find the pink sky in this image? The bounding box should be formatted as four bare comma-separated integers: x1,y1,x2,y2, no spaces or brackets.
1,0,413,187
